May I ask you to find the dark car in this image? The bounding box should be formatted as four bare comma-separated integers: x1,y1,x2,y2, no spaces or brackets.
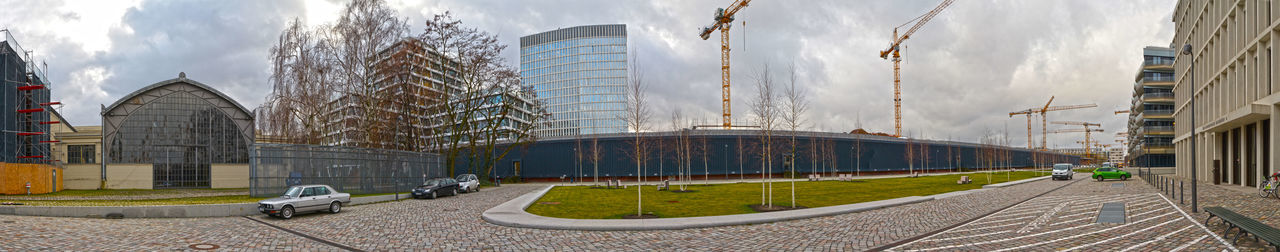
412,178,460,199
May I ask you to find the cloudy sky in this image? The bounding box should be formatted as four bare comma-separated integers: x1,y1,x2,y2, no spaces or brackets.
0,0,1175,149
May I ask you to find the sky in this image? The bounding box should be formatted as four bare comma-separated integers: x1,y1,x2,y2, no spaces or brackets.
0,0,1176,149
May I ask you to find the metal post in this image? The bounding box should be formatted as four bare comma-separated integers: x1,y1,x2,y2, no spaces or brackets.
1182,43,1198,213
1180,181,1184,204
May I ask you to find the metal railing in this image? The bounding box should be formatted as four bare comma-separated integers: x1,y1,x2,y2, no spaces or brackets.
1141,109,1174,117
1142,92,1174,100
250,143,445,197
1142,76,1175,83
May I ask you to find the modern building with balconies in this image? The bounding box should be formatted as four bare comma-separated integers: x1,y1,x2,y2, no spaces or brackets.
1126,46,1176,169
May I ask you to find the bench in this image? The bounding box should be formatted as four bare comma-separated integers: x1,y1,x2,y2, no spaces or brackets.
957,176,972,184
656,180,670,191
1204,206,1280,249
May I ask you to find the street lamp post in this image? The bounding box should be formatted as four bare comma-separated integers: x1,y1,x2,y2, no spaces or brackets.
1182,43,1198,213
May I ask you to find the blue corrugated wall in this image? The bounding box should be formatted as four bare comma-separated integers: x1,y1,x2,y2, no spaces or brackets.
452,132,1080,179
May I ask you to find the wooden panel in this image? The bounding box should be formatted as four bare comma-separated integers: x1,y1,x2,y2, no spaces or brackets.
0,163,63,195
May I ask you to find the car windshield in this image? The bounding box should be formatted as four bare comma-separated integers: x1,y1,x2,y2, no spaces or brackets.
424,180,440,187
1097,168,1112,172
1053,166,1070,171
283,186,303,198
456,175,467,181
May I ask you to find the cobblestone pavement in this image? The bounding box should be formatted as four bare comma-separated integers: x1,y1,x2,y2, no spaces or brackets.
889,174,1235,251
0,214,335,251
0,175,1139,251
1152,173,1280,251
0,189,248,201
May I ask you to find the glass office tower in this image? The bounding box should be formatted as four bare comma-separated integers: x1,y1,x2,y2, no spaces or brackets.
519,24,627,138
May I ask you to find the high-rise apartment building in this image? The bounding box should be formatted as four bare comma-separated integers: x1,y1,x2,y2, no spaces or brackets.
520,24,628,138
324,38,536,149
1126,46,1176,168
1172,0,1280,187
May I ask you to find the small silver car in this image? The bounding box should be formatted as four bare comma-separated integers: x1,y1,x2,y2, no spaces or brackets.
258,185,351,219
456,174,479,193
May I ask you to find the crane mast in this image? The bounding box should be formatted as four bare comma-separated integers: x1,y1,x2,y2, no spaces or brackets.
879,0,954,137
699,0,751,129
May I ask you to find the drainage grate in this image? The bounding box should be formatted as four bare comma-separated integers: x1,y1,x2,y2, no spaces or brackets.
1111,183,1124,188
1096,202,1126,224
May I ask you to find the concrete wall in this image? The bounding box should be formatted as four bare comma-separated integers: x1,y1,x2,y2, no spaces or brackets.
0,163,62,194
105,163,152,189
62,164,101,190
211,164,249,188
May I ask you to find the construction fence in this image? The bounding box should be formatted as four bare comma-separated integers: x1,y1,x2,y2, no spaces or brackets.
249,144,445,197
0,162,62,195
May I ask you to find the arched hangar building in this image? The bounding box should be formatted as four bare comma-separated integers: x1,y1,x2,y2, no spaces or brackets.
466,130,1081,181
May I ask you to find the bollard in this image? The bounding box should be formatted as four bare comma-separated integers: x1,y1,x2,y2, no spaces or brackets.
1180,181,1184,204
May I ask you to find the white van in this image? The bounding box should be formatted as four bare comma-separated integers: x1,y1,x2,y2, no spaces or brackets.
1052,163,1075,180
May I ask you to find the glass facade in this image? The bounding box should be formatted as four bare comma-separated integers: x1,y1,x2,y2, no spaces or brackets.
103,79,254,189
520,24,627,137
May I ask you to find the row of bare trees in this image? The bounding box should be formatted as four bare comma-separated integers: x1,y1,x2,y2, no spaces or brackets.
258,0,545,182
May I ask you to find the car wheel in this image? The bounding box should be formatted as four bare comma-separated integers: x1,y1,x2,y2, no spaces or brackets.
1121,175,1129,181
1095,176,1103,182
453,188,459,196
329,202,341,213
474,186,480,192
281,206,294,219
430,191,437,199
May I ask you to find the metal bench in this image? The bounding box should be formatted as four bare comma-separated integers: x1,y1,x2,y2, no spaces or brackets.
656,180,669,191
1204,206,1280,249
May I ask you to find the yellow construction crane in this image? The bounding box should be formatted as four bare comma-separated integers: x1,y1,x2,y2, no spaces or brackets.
1008,96,1097,150
879,0,955,137
1051,121,1103,160
699,0,751,129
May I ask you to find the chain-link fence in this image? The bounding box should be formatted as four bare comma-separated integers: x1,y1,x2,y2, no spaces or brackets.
250,143,445,197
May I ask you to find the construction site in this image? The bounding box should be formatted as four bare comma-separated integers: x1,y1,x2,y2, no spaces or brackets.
0,30,63,194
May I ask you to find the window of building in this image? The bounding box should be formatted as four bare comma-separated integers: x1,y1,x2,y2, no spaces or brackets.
67,145,95,164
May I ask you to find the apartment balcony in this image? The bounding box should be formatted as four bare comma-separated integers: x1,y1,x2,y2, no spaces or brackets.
1136,76,1175,88
1139,125,1174,135
1141,92,1174,103
1143,58,1174,70
1138,109,1174,120
1137,143,1175,154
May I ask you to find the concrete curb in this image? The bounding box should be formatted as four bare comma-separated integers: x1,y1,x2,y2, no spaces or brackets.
483,175,1054,231
0,193,410,218
482,185,930,231
982,175,1052,188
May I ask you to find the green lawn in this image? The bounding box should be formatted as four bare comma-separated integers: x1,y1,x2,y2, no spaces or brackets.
527,171,1045,219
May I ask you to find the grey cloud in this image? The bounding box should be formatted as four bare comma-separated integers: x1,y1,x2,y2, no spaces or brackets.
3,0,1174,149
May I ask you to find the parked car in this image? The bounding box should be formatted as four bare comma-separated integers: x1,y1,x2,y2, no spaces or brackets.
456,174,479,193
1091,166,1131,181
258,185,351,219
1051,163,1074,180
413,178,460,199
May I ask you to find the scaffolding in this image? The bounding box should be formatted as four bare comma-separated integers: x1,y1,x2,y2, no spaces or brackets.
1,29,58,164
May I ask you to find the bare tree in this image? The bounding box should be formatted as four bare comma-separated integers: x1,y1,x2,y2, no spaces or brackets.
590,119,602,186
751,64,780,207
419,12,546,180
621,49,652,216
260,19,336,145
854,131,863,176
670,109,690,190
780,62,808,207
329,0,408,149
905,132,915,176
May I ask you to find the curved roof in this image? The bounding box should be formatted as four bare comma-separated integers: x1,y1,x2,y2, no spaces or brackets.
102,74,252,116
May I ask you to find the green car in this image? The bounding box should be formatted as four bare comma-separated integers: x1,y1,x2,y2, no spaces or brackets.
1091,166,1131,181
